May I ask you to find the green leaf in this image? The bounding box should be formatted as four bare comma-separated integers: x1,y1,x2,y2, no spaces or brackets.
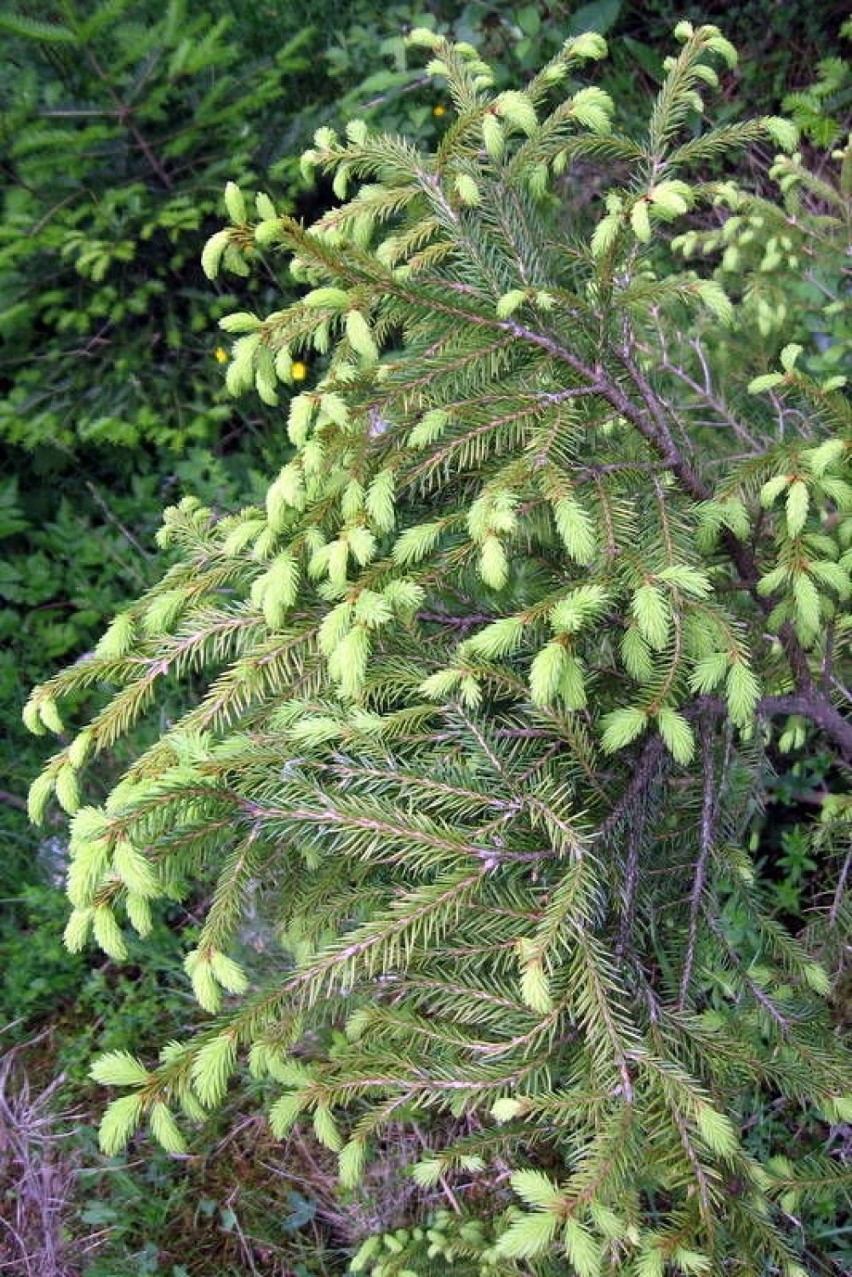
553,497,596,564
792,571,821,638
567,31,609,59
410,1157,444,1187
491,1097,524,1123
802,962,830,996
393,521,443,565
703,30,738,67
591,211,620,257
99,1093,144,1156
219,312,261,335
748,372,784,395
649,181,690,216
354,589,393,628
346,526,377,567
621,628,654,681
510,1169,562,1208
673,1248,712,1275
90,1051,150,1088
313,1104,343,1152
550,585,609,633
756,564,788,597
366,469,396,532
149,1103,187,1155
482,113,505,159
113,839,158,898
695,1104,739,1158
495,91,538,136
346,310,379,363
224,182,246,223
127,894,153,938
688,652,728,694
559,654,587,709
636,1242,665,1277
519,947,553,1012
63,908,92,953
726,661,760,728
785,480,809,537
631,584,670,651
328,625,371,699
496,1210,560,1258
563,1217,602,1277
55,764,81,815
497,289,528,319
420,668,463,700
809,560,851,600
269,1092,304,1138
601,707,647,752
95,612,135,659
657,708,694,765
589,1202,625,1240
630,199,652,242
657,565,712,598
408,409,448,448
779,343,803,373
303,287,349,310
520,961,553,1013
455,173,480,206
465,615,525,659
338,1138,366,1187
93,907,128,962
693,280,733,326
762,116,798,152
530,642,567,706
201,230,230,281
209,952,249,995
191,1034,237,1108
822,1095,852,1123
479,535,508,589
802,437,844,477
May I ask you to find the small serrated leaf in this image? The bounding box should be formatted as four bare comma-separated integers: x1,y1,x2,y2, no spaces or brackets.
785,480,809,537
496,1210,560,1258
99,1093,144,1156
313,1104,343,1152
695,1104,739,1158
269,1092,304,1138
530,642,567,706
339,1139,366,1187
601,707,647,752
149,1103,187,1154
657,708,694,765
510,1169,562,1208
90,1051,150,1088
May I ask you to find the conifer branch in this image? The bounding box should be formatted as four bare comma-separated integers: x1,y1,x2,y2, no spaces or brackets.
24,22,852,1266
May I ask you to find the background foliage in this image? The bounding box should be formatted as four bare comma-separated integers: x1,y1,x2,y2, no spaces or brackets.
1,2,850,1274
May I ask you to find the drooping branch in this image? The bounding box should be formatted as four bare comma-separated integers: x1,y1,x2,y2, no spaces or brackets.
500,318,852,763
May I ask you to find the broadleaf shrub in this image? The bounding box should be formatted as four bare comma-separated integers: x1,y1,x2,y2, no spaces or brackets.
28,22,851,1274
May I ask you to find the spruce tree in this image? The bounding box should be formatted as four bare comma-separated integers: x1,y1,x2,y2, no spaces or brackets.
26,22,851,1275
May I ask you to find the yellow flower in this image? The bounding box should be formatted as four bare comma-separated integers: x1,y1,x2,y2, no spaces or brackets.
214,346,228,364
291,360,308,382
433,104,447,118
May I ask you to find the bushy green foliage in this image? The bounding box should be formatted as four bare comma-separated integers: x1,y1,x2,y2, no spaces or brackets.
0,0,303,919
23,16,852,1277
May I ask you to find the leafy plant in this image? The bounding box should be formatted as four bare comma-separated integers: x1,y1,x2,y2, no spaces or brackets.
0,0,364,1000
26,19,852,1275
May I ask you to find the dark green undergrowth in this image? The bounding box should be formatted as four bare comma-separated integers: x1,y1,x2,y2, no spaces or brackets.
1,3,849,1275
